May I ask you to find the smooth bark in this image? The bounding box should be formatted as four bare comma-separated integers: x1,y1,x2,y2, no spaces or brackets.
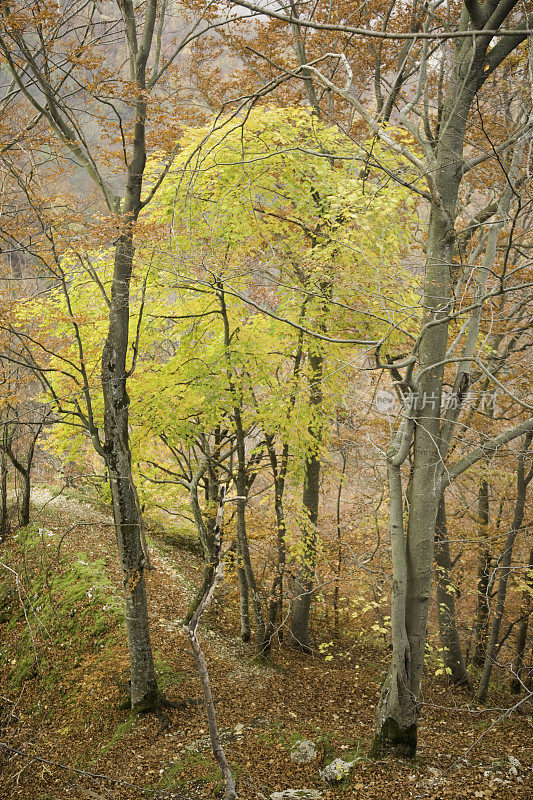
373,2,527,755
435,495,469,685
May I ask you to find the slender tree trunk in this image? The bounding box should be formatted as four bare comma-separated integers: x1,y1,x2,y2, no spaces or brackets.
235,426,266,655
184,460,214,625
477,433,532,702
102,228,158,711
236,541,251,642
435,494,469,685
217,281,264,651
0,449,8,539
262,308,305,655
290,344,323,651
371,406,416,758
473,480,491,666
20,468,31,528
333,450,347,638
262,439,287,656
510,546,533,693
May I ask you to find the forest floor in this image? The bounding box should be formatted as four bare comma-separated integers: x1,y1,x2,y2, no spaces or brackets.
0,486,531,800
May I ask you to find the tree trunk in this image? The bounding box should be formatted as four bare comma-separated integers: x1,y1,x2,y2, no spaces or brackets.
290,344,323,651
102,180,158,709
333,449,347,638
510,546,533,693
236,541,251,643
0,449,8,539
477,433,532,702
217,281,264,651
183,485,237,800
371,408,417,758
435,494,469,685
235,436,265,655
262,440,287,656
473,480,491,666
184,461,215,625
20,468,31,528
373,23,492,754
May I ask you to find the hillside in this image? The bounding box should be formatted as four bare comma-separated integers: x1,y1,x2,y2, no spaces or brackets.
1,487,531,800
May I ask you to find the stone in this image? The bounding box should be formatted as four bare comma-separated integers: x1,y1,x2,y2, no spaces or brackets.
319,757,358,785
290,739,318,764
269,791,323,800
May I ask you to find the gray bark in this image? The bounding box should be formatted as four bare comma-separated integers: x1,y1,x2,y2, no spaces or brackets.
373,1,528,755
98,1,160,710
434,495,469,685
0,448,8,538
262,437,288,655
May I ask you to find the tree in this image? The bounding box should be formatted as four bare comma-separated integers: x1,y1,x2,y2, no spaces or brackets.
214,0,533,755
0,0,232,710
154,106,418,655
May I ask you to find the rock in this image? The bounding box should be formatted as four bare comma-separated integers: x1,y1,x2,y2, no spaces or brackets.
269,791,323,800
290,739,318,764
319,757,358,785
508,755,520,769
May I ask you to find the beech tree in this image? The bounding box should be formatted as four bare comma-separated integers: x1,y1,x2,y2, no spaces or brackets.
0,0,237,710
214,0,533,754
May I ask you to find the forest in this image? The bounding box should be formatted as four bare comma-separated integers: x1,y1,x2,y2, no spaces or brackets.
0,1,532,799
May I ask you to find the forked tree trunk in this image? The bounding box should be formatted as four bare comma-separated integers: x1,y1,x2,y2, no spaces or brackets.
262,315,305,655
370,2,528,752
217,282,264,651
373,41,483,755
435,495,469,686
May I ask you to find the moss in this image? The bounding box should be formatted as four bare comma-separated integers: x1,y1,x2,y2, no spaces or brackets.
155,752,217,791
370,717,417,759
150,525,203,556
0,580,15,623
100,712,138,754
9,652,38,688
131,689,161,714
3,528,123,691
